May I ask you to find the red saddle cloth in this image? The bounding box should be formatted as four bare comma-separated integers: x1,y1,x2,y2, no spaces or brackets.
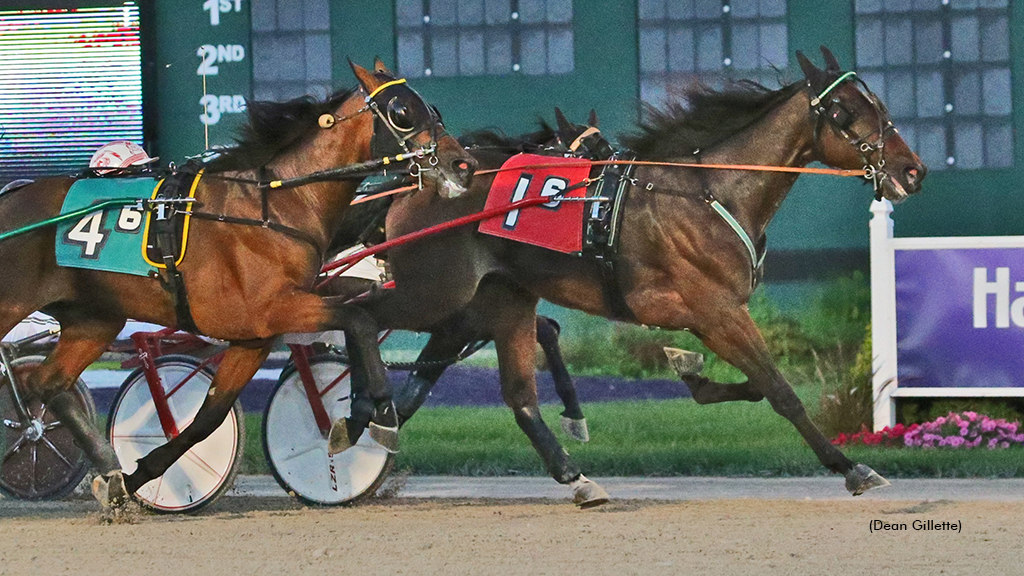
477,153,592,254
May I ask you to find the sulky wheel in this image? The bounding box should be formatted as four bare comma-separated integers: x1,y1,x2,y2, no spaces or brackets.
263,354,393,506
107,354,243,513
0,356,95,500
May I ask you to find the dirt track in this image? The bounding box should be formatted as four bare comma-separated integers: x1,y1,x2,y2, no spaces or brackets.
1,497,1021,575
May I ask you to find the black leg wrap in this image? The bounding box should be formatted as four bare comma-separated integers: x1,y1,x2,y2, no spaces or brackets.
47,390,120,473
394,373,434,423
346,394,375,444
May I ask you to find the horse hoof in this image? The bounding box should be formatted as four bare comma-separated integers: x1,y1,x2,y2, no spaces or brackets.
91,470,127,508
571,475,610,509
560,416,590,442
845,463,891,496
327,418,354,456
368,421,399,454
664,347,704,377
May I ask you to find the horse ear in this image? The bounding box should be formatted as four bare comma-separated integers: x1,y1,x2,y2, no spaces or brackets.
554,107,573,134
373,57,392,75
797,50,824,87
588,109,599,128
349,59,380,93
820,45,841,72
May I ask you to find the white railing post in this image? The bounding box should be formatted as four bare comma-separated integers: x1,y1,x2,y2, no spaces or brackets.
870,199,897,430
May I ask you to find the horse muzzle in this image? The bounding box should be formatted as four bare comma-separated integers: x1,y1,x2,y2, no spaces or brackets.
879,162,926,203
429,154,477,199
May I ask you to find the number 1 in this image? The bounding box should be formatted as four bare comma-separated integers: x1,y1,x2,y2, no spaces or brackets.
503,174,532,229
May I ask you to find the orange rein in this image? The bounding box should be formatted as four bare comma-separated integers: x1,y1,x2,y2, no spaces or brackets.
349,159,866,207
474,158,867,178
351,183,419,204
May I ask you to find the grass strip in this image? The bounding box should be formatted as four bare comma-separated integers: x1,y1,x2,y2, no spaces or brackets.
240,399,1024,478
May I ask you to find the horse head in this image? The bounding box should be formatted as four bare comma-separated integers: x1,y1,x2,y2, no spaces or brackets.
349,60,476,198
798,46,926,203
552,108,615,159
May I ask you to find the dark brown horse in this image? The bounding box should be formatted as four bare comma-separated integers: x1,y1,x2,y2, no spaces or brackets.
345,47,926,505
0,62,475,506
321,116,611,441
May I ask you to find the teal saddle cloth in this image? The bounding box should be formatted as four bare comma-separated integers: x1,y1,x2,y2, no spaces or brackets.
55,174,199,277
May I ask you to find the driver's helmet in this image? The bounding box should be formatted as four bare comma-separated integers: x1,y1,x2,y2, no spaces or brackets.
89,140,151,172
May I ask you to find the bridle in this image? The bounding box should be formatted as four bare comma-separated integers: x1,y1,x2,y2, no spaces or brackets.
808,70,899,198
252,77,451,191
317,77,445,175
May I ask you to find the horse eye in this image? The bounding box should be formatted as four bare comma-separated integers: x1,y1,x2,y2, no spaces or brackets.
828,101,854,129
386,98,415,132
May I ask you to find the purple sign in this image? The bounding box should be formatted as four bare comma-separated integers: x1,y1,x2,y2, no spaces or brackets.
895,247,1024,388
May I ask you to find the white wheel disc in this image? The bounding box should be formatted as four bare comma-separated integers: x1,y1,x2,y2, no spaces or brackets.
264,358,390,504
109,359,239,512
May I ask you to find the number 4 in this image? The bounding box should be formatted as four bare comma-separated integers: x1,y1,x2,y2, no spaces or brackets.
65,212,108,258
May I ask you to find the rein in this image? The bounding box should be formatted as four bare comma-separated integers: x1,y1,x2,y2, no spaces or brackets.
474,159,867,178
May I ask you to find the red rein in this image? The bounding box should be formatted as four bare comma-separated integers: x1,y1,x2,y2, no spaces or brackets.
316,194,554,289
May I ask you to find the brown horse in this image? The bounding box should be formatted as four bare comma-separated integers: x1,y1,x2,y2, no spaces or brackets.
345,47,926,505
0,62,475,506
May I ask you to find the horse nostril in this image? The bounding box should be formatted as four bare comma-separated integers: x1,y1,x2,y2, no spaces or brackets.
452,159,475,178
905,167,919,186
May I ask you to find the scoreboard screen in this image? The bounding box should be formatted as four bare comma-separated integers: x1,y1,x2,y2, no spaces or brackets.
0,3,143,181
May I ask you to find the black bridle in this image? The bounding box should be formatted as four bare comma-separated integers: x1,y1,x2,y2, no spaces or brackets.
808,70,899,199
259,77,447,191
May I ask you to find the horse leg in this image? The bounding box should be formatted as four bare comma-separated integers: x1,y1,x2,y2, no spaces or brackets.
694,308,889,495
394,330,471,424
487,285,608,508
27,318,124,474
535,316,588,442
663,346,765,404
307,299,394,455
112,343,271,501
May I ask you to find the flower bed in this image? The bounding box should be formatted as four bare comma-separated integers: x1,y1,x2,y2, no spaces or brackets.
833,412,1024,449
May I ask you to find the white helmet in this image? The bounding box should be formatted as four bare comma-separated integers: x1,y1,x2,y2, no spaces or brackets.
89,141,152,172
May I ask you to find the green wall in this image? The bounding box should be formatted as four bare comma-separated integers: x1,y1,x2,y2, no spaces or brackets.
151,0,252,164
330,0,638,140
148,0,1024,257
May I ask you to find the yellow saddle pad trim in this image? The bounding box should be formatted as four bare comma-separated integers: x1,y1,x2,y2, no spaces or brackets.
141,169,203,268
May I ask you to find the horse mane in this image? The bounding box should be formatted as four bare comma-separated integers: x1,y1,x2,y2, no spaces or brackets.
207,87,358,172
459,121,558,153
622,79,804,159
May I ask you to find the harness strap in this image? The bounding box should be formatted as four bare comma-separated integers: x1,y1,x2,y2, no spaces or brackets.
809,71,858,106
151,163,203,334
189,211,324,253
568,127,601,153
693,151,764,289
587,158,637,323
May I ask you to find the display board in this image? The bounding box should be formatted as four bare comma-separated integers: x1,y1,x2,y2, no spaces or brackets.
0,3,143,180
